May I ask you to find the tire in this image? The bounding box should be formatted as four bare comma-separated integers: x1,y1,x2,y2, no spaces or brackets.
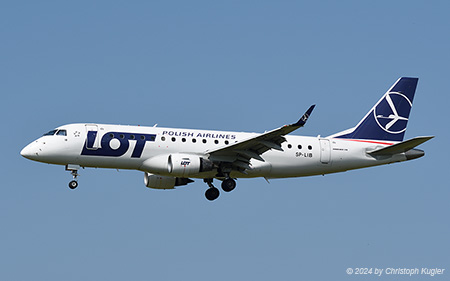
69,180,78,189
221,178,236,192
205,187,220,201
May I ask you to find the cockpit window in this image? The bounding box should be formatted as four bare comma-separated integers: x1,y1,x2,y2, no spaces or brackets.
56,129,67,136
42,129,67,136
43,129,57,136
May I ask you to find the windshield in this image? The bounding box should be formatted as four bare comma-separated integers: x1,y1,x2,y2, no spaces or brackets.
43,129,57,136
42,129,67,136
56,130,67,136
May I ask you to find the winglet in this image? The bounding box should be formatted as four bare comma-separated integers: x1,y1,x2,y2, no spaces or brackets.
294,105,316,127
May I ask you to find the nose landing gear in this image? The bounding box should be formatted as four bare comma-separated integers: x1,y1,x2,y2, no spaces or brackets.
66,164,80,190
69,179,78,189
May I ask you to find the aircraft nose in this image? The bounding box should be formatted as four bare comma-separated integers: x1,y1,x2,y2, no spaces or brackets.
20,142,38,160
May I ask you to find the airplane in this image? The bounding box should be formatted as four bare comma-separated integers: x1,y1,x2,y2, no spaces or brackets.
20,77,433,201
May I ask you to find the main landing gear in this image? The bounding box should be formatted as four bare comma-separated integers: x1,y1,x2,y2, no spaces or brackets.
204,179,219,201
66,165,80,190
204,177,237,201
221,178,236,192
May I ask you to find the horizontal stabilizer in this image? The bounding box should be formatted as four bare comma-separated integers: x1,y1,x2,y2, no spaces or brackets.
368,136,434,156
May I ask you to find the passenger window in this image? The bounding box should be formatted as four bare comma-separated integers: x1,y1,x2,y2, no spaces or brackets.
56,130,67,136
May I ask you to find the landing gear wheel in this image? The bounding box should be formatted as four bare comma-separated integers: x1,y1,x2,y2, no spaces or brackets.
205,187,220,201
221,178,236,192
68,180,78,189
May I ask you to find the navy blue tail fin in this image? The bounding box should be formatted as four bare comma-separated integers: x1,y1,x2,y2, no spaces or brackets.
332,77,418,142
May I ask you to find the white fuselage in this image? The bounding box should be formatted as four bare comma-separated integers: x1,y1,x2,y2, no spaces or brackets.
21,123,408,179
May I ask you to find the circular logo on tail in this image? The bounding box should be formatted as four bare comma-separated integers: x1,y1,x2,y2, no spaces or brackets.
373,92,412,134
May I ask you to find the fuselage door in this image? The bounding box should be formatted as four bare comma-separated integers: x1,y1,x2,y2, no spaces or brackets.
85,124,100,150
319,139,331,164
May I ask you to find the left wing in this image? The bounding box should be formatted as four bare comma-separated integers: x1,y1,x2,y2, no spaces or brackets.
205,105,315,170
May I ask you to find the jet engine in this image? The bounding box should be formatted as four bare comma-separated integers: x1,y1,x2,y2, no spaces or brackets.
168,153,214,177
141,153,214,177
144,172,193,189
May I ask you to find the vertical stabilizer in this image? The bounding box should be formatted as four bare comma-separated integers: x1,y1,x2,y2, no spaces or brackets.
332,77,418,142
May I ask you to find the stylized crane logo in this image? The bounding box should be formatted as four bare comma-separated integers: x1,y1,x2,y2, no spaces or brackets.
373,92,412,134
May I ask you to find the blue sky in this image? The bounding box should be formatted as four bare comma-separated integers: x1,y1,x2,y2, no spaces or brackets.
1,1,449,280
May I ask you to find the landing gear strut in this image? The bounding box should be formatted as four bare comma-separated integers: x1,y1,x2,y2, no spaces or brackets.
204,178,219,201
66,165,80,190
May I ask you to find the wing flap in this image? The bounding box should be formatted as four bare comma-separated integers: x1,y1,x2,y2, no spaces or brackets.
235,149,265,162
258,140,283,151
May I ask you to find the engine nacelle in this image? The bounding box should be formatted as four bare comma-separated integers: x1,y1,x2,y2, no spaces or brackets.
141,153,214,177
144,173,176,189
143,173,194,189
168,154,214,177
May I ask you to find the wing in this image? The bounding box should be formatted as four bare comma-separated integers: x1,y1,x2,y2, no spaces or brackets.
205,105,315,171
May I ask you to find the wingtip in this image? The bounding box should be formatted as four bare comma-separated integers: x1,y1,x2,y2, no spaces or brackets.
294,104,315,127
